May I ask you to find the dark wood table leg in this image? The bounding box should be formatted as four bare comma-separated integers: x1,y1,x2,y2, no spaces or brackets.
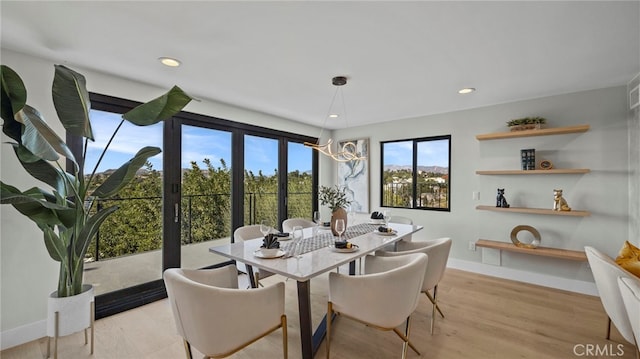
349,260,356,275
245,264,257,288
297,280,314,359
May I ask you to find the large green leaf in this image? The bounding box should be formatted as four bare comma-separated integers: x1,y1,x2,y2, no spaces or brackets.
1,183,75,227
14,104,77,163
92,146,161,198
0,65,26,142
74,205,118,258
52,65,93,140
123,86,192,125
12,144,70,195
41,224,65,262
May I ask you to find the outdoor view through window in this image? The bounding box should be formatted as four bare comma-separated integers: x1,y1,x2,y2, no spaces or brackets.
82,109,313,295
381,135,451,211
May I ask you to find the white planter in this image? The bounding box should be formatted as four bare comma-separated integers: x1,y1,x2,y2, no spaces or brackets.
47,284,95,358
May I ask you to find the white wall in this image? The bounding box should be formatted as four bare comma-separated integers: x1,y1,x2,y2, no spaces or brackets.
335,85,630,290
0,50,328,349
628,74,640,244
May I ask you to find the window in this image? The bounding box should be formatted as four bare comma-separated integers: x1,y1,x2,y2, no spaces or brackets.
380,135,451,211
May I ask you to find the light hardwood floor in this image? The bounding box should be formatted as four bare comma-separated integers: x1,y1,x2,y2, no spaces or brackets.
2,268,637,359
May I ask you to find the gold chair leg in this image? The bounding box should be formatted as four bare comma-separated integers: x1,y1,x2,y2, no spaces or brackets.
54,311,59,359
425,287,445,335
254,272,264,287
401,316,411,359
90,300,95,354
281,315,288,359
326,302,333,359
426,286,445,318
393,317,420,356
183,339,193,359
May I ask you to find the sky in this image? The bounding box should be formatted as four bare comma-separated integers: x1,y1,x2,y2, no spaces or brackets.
85,110,312,175
86,110,449,176
382,139,450,167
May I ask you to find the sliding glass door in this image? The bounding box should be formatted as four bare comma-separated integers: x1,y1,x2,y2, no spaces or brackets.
81,93,318,318
243,135,280,228
180,125,232,269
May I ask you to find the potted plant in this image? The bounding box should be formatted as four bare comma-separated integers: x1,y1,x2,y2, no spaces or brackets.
506,116,547,131
0,64,192,353
318,185,352,236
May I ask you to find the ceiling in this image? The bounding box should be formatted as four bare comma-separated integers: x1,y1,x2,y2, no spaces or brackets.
1,1,639,129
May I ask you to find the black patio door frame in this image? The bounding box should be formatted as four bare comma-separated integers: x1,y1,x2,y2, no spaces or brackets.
83,92,317,318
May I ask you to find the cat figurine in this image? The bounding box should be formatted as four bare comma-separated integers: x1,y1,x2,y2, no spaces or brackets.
496,188,510,208
553,189,571,211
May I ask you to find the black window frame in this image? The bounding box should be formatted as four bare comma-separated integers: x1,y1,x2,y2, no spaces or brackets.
380,135,451,211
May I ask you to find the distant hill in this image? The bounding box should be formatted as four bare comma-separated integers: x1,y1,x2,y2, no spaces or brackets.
383,165,448,174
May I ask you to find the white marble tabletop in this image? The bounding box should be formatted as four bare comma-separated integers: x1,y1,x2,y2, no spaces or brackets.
209,222,423,282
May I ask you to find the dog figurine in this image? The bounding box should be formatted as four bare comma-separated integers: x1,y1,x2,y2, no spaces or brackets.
496,188,510,208
553,189,571,211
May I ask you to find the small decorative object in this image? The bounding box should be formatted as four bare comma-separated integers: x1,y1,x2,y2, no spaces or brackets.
540,160,553,170
553,189,571,211
261,233,281,249
319,185,352,236
370,211,385,220
378,226,394,233
520,148,536,170
496,188,510,208
510,225,541,249
507,116,547,131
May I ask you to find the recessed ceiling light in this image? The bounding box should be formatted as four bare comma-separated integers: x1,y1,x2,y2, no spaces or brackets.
458,87,476,94
158,57,181,67
329,114,339,118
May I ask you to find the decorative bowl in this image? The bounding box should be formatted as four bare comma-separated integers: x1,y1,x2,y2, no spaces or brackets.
259,248,280,257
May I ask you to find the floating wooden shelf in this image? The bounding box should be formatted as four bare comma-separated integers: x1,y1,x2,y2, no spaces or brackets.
476,169,590,175
476,124,590,141
476,205,590,217
476,239,587,261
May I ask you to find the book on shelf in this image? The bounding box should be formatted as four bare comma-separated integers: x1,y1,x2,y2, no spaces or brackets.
520,148,535,170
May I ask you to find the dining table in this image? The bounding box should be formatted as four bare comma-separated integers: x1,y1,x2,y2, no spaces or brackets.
209,221,423,359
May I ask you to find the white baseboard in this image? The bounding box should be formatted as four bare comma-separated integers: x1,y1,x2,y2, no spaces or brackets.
447,258,598,296
1,319,46,351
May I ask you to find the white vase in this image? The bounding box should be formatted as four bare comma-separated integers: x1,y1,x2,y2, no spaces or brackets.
47,284,95,358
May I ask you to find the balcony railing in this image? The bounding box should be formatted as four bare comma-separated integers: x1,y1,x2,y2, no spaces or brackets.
88,191,312,262
382,182,449,209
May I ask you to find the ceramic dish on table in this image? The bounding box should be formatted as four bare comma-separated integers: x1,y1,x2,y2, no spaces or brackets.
329,244,359,253
253,249,286,258
374,229,397,236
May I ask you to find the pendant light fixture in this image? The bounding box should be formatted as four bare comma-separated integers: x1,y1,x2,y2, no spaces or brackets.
304,76,366,162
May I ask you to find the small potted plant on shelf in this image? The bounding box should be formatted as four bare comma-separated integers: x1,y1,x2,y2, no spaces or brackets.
319,185,352,236
506,117,547,131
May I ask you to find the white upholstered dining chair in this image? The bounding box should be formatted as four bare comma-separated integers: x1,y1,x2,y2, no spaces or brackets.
163,265,287,359
618,276,640,357
585,246,635,344
377,237,452,334
326,253,428,359
234,224,275,286
282,217,316,233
